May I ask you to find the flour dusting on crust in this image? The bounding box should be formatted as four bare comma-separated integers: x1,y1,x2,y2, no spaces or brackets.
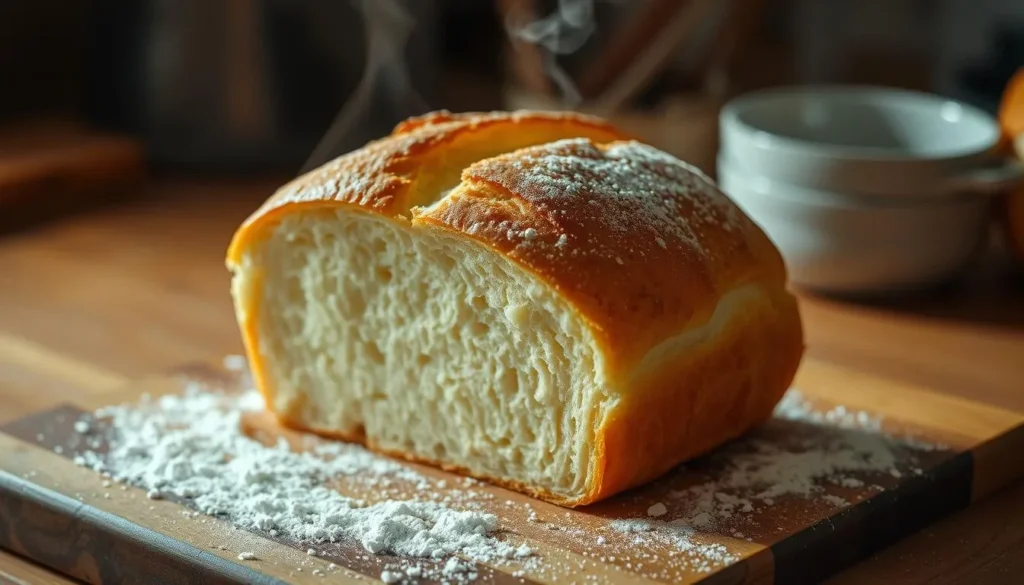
463,138,744,261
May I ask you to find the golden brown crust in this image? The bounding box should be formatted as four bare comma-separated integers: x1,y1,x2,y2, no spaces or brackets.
226,110,626,263
587,289,803,505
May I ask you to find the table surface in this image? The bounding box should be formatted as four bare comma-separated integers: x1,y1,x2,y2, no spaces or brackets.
1,177,1023,584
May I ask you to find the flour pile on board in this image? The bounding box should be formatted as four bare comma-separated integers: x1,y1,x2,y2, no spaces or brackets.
72,384,531,572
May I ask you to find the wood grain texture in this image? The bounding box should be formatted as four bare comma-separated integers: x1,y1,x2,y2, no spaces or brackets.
0,177,1021,583
0,471,290,585
2,357,1023,585
0,548,81,585
0,332,128,394
826,478,1024,585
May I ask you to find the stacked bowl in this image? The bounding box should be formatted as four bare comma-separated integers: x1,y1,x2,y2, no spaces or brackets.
717,87,1024,294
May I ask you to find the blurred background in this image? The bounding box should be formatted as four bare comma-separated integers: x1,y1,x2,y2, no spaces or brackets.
2,5,1023,582
0,0,1023,230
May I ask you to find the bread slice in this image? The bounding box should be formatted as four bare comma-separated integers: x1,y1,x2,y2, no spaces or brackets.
226,111,804,506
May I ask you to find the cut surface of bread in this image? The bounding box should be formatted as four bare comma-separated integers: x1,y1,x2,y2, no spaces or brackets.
227,110,804,506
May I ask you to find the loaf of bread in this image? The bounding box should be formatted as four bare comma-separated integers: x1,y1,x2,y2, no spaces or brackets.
226,110,804,506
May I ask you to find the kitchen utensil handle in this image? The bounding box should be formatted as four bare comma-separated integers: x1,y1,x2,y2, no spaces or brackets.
945,158,1024,195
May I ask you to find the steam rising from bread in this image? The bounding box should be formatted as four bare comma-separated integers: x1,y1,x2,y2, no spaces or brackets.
504,0,604,106
306,0,613,167
303,0,428,172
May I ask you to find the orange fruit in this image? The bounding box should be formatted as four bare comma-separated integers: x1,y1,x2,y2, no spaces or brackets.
999,69,1024,145
997,70,1024,262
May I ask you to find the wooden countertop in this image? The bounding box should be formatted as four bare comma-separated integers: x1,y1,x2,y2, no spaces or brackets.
0,177,1022,584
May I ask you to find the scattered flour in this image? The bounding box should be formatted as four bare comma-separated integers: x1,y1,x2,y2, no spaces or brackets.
64,377,939,584
774,389,884,432
645,389,924,531
609,519,652,533
610,517,738,572
74,383,531,579
590,389,939,576
222,354,248,372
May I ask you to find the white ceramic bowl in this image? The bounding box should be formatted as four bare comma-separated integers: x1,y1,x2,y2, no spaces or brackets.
719,86,1010,198
718,158,990,293
716,85,1022,294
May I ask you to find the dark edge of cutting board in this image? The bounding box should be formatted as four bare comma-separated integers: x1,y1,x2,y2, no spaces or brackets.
770,449,975,585
0,470,287,585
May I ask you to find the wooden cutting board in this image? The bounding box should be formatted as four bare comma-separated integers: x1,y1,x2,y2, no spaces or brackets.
1,358,1023,585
